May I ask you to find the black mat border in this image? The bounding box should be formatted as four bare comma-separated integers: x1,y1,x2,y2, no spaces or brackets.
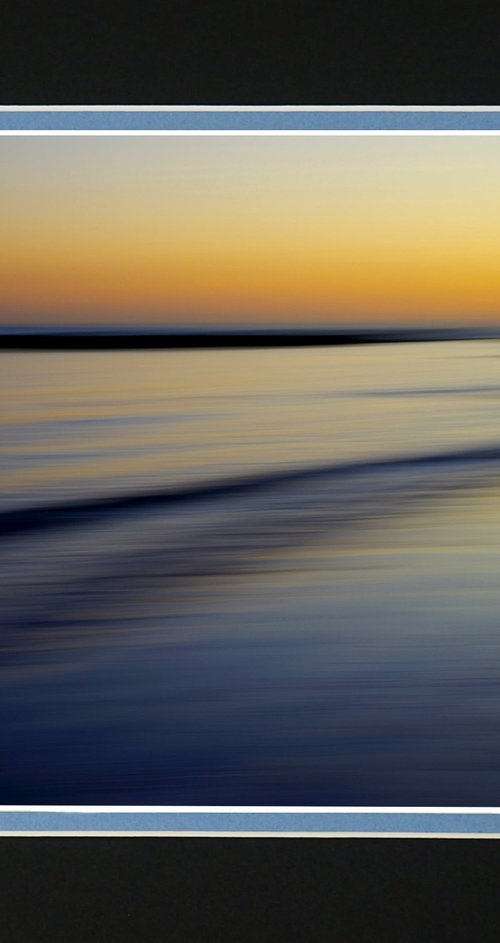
1,2,500,105
1,835,499,942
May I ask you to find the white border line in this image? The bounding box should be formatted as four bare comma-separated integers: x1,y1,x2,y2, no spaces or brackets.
2,806,500,813
2,130,500,137
1,831,499,838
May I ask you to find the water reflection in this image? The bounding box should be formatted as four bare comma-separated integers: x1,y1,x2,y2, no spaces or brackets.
1,340,500,803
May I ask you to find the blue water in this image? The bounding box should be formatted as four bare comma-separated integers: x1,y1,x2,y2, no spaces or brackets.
1,340,500,803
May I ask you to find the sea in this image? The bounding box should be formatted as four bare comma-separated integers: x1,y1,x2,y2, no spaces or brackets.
1,339,500,803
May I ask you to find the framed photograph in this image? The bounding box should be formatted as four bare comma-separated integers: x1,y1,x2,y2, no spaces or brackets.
5,3,500,911
1,108,500,850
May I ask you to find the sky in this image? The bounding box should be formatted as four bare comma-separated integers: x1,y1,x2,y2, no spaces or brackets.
2,135,500,328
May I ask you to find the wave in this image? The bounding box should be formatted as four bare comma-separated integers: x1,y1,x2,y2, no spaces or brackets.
2,441,500,539
3,438,500,670
364,384,500,397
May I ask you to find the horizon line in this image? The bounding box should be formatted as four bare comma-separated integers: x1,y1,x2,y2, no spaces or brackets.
1,325,499,351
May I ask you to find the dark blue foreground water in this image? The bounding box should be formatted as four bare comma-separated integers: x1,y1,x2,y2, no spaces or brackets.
1,341,500,803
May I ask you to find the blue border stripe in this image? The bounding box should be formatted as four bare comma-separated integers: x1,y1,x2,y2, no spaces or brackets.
2,111,500,131
1,812,500,833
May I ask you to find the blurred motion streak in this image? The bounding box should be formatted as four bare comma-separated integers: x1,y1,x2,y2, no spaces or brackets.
1,341,500,804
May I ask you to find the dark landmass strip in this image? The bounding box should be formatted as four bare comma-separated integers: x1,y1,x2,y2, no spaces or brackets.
1,328,499,350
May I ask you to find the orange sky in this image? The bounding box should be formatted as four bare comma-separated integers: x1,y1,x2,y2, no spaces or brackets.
2,136,500,326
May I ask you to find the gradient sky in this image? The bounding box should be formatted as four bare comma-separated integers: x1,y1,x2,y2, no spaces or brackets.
2,135,500,327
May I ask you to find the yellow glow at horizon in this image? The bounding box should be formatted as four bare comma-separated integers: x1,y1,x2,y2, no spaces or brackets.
2,136,500,324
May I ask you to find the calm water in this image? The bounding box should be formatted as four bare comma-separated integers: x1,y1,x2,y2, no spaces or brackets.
2,340,500,803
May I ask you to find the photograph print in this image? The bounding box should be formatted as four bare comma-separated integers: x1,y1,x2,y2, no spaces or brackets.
2,133,500,806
